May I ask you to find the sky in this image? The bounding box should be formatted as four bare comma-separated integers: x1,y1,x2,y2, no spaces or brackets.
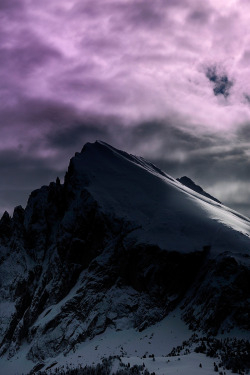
1,0,250,217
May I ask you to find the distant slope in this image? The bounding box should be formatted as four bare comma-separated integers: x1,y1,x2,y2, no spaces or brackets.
177,176,221,204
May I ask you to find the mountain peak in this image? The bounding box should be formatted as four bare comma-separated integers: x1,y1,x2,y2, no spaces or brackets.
177,176,221,204
0,141,249,375
61,141,250,256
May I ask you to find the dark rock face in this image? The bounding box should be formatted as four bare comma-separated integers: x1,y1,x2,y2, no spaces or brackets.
0,142,249,364
182,253,250,334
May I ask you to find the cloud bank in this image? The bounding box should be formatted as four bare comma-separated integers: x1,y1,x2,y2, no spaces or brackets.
1,0,250,216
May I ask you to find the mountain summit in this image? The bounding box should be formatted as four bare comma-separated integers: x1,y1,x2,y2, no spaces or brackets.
66,141,250,254
177,176,221,204
0,141,249,374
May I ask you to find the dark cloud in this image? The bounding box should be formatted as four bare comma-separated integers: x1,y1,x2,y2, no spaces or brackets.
1,0,250,220
0,149,64,215
124,120,217,155
243,94,250,104
0,189,30,215
187,5,214,24
81,36,121,54
72,1,168,30
0,149,63,181
55,76,128,105
45,121,110,150
0,30,62,77
119,1,167,29
205,65,233,98
151,147,250,218
229,203,250,217
0,0,25,17
0,96,80,129
236,123,250,140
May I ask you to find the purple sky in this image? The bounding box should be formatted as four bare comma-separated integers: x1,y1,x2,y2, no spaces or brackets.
1,0,250,216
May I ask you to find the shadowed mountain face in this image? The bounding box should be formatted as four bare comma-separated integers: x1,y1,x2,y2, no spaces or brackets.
0,141,249,366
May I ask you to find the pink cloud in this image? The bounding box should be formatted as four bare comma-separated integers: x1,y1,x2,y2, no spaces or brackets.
1,0,250,148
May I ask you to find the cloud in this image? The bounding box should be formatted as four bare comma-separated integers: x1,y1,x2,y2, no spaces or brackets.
110,118,250,217
71,0,168,29
205,65,234,98
0,0,25,18
0,30,62,77
0,148,64,215
1,0,249,128
1,112,250,218
239,49,250,67
44,114,120,152
1,0,250,217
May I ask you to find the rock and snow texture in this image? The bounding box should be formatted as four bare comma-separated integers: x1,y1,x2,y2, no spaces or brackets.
0,140,249,374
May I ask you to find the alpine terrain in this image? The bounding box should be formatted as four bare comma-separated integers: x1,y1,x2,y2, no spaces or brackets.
0,141,249,375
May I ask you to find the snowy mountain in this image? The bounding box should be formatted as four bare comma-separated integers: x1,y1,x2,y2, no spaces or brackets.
0,141,249,375
177,176,221,203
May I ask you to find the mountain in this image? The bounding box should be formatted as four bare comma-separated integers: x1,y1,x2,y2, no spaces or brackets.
0,141,249,375
177,176,221,203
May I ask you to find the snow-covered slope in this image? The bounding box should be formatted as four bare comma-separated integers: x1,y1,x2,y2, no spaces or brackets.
70,141,250,254
0,141,249,375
